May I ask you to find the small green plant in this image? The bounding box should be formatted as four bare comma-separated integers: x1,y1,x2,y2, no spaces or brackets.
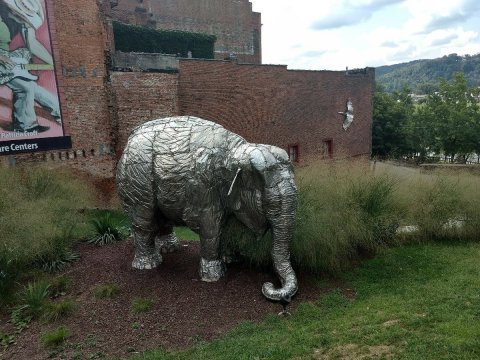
10,306,32,333
131,297,154,314
41,326,71,347
21,280,51,316
0,330,14,347
94,283,121,298
41,300,75,322
88,212,129,246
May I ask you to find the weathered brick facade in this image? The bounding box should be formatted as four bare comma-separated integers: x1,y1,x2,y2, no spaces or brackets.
110,71,178,154
111,0,262,64
178,60,374,160
1,0,374,181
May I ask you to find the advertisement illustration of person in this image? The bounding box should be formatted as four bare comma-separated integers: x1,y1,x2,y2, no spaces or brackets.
0,0,61,133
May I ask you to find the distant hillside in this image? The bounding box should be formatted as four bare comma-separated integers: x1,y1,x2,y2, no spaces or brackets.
375,53,480,93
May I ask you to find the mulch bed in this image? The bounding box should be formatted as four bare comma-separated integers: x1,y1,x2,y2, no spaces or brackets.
1,238,334,359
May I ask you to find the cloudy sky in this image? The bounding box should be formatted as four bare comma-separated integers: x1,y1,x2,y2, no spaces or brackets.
249,0,480,70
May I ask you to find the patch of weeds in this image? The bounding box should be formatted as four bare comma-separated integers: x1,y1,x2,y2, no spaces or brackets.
41,299,75,322
88,212,130,246
10,306,32,333
41,326,71,348
131,322,142,330
35,248,80,273
84,333,98,348
93,283,120,298
131,297,154,314
0,330,15,347
49,275,73,298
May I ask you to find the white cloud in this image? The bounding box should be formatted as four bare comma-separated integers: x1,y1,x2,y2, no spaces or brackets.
250,0,480,70
311,0,406,30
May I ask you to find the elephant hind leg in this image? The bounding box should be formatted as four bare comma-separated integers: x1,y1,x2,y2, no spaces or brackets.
155,227,181,254
132,224,162,270
130,207,169,270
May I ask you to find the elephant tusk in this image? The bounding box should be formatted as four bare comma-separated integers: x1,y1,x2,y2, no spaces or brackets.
227,168,241,196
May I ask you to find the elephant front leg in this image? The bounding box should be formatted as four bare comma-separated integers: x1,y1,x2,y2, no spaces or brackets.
199,236,225,282
132,225,162,270
197,213,225,282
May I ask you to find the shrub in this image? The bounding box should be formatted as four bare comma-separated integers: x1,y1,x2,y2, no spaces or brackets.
291,161,401,274
347,175,400,249
131,297,154,314
88,212,129,246
41,326,71,347
94,283,121,299
113,21,216,59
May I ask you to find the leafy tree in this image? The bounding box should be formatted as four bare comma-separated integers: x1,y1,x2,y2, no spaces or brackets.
372,85,412,159
423,73,480,162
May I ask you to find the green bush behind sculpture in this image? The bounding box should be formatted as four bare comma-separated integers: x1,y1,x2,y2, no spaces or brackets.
113,21,216,59
220,161,480,274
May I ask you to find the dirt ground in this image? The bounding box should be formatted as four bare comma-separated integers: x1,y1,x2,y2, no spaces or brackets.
1,238,330,359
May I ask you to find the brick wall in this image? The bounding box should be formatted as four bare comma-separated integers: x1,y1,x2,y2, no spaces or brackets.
110,71,179,153
111,0,261,64
178,60,374,160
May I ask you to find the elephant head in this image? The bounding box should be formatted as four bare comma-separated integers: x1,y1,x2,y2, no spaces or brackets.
227,143,298,301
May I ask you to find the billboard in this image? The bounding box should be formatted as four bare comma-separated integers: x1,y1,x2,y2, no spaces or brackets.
0,0,70,155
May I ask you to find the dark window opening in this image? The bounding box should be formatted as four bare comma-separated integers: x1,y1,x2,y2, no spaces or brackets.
288,144,300,163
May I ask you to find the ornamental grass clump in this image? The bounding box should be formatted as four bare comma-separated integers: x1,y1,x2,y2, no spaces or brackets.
88,212,130,246
221,160,401,275
41,326,71,348
292,160,400,274
0,167,93,299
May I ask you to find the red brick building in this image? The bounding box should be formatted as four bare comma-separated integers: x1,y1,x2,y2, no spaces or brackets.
0,0,374,179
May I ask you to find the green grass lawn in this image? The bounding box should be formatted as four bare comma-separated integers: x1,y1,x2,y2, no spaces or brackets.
132,241,480,359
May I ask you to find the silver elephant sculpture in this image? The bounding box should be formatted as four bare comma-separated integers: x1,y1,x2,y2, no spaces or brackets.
116,116,298,301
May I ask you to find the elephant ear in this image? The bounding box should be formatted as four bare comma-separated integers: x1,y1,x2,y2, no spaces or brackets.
249,145,290,188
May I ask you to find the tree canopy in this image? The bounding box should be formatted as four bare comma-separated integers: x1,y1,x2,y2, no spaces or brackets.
372,73,480,163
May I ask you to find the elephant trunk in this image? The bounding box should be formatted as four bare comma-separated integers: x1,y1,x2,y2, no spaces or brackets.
262,182,298,301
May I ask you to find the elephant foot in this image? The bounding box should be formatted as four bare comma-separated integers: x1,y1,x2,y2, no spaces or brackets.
156,233,181,254
199,258,225,282
132,253,162,270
